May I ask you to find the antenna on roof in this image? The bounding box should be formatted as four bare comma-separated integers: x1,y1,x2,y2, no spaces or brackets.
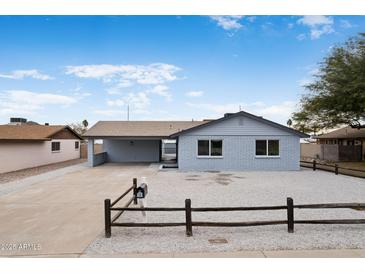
127,104,130,121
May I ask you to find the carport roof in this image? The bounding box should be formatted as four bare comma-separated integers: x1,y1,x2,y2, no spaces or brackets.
83,120,209,138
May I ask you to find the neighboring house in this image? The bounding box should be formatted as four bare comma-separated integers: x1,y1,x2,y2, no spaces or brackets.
0,118,82,173
314,126,365,162
84,111,308,171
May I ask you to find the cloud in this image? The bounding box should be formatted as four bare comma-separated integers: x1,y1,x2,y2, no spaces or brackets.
296,33,306,41
146,85,172,101
187,101,296,124
209,16,244,31
0,69,53,80
0,90,76,116
297,16,334,39
107,98,125,107
186,91,204,97
107,92,150,110
65,63,181,85
94,109,126,117
340,19,355,29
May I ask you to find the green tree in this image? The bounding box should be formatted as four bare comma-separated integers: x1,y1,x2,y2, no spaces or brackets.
292,33,365,133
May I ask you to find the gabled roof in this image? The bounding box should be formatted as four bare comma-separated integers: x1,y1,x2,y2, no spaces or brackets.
83,121,209,138
170,111,309,138
315,126,365,139
0,125,82,141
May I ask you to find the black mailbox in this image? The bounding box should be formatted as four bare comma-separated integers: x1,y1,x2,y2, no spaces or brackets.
136,183,148,199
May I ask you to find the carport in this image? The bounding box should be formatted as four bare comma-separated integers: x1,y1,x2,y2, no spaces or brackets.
83,120,206,167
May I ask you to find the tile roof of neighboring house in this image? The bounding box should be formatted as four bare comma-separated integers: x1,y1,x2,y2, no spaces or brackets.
0,125,82,141
315,126,365,139
83,121,209,138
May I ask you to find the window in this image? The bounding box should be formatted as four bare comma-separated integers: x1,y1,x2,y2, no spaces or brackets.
255,140,267,156
75,141,79,150
197,139,223,157
268,140,279,156
211,140,223,156
255,140,279,157
197,140,210,156
51,141,60,152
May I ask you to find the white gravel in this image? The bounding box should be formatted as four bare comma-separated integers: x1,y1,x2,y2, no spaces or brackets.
86,168,365,255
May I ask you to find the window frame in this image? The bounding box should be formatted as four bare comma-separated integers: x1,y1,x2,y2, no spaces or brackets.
255,139,280,158
197,139,223,158
75,141,79,150
51,141,61,153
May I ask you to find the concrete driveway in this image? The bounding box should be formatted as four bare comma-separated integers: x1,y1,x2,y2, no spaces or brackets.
0,163,156,257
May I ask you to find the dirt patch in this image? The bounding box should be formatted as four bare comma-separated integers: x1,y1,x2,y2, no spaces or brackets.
0,158,86,184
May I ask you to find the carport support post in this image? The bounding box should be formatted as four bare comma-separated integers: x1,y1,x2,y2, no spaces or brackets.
287,197,294,233
185,199,193,237
335,164,339,175
133,178,138,205
313,160,316,171
104,199,112,238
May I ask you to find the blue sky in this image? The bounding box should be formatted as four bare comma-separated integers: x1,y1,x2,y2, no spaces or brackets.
0,15,364,126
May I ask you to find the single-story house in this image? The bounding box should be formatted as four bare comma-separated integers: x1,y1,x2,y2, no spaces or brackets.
0,119,82,173
84,111,308,171
315,126,365,161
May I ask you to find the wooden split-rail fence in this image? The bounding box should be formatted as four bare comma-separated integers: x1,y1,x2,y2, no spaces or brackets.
104,178,365,238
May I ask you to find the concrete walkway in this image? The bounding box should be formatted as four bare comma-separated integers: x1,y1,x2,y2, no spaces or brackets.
0,163,155,257
8,249,365,258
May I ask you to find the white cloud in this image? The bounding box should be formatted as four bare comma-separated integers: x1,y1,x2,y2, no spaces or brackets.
187,101,296,124
73,92,92,99
94,109,126,117
107,92,150,111
107,99,125,107
0,90,76,116
146,85,172,101
65,63,181,85
210,16,244,31
296,33,306,41
186,91,204,97
0,69,53,80
340,19,355,29
297,16,334,40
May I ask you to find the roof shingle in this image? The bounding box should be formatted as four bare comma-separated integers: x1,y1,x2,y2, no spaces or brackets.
315,126,365,139
83,121,208,138
0,125,80,141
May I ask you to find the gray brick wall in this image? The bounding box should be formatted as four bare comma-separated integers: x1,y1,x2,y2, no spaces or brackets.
177,116,300,171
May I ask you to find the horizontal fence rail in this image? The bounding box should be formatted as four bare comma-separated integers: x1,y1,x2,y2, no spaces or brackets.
104,190,365,237
300,160,365,178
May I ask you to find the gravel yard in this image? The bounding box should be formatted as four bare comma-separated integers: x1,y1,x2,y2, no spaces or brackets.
0,158,86,184
86,167,365,255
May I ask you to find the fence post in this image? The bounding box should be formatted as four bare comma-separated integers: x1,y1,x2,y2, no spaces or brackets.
335,164,338,175
104,199,112,238
313,160,316,171
287,197,294,233
133,178,138,205
185,199,193,237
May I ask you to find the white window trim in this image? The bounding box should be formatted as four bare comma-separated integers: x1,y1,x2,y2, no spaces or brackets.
197,139,223,158
255,139,280,158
